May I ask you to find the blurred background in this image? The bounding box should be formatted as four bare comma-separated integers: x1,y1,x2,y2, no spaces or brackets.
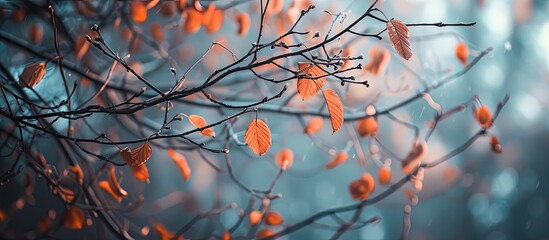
0,0,548,239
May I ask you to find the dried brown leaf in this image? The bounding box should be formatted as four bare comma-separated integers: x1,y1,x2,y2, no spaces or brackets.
387,19,412,60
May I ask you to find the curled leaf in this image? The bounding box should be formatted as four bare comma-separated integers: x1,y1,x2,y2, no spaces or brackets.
188,114,216,137
349,173,375,200
120,142,152,167
167,148,191,180
99,167,127,203
58,186,75,203
304,117,323,135
387,19,412,60
19,62,46,88
325,151,348,169
297,62,326,100
99,181,123,203
244,119,272,155
402,140,427,174
322,89,344,133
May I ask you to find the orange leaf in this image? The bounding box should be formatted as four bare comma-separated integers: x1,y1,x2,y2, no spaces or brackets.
70,165,84,186
28,23,43,44
349,173,375,200
304,117,323,135
58,186,75,203
402,140,427,174
131,163,150,182
201,3,216,25
131,2,148,23
19,62,46,88
322,89,344,133
357,117,378,137
188,114,216,137
205,8,223,33
185,7,203,33
99,168,128,202
275,148,293,170
236,13,251,36
455,42,469,65
475,105,492,128
244,119,272,155
120,142,152,167
264,211,283,226
109,167,127,196
378,167,392,185
74,36,90,60
387,19,412,60
364,47,391,76
98,181,124,203
256,229,274,239
297,62,326,100
325,151,348,169
167,148,191,180
249,210,263,225
150,23,164,42
62,206,84,229
154,223,183,240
